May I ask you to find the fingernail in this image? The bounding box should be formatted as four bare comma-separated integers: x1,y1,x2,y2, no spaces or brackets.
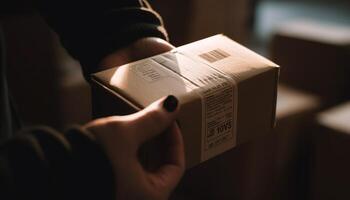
163,95,178,112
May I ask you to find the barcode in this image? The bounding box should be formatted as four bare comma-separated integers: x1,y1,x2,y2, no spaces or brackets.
199,49,230,63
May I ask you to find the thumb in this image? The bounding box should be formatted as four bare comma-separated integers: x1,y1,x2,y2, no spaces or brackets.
131,95,180,145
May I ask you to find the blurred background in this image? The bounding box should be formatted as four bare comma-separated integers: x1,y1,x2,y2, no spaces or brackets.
1,0,350,199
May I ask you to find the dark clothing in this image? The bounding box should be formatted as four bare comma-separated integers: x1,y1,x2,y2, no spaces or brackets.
0,26,13,139
0,0,167,199
38,0,168,78
0,127,115,200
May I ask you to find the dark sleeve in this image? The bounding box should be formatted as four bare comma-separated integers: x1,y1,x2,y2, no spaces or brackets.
36,0,168,78
0,126,115,200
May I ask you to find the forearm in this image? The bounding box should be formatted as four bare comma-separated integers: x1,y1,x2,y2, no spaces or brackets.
0,126,115,200
36,0,168,78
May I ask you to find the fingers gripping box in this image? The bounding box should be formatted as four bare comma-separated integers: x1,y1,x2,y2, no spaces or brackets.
91,35,279,168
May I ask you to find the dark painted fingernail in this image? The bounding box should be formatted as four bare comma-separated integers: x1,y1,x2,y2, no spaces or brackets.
163,95,178,112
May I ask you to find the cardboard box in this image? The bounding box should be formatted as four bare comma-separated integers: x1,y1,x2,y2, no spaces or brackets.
270,20,350,106
185,0,249,44
272,85,320,200
310,102,350,200
91,35,279,168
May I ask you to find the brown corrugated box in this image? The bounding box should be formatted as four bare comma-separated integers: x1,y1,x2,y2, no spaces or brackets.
91,35,279,168
272,85,321,200
310,102,350,200
270,20,350,106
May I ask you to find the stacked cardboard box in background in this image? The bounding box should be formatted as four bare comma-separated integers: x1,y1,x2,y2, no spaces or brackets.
310,102,350,200
272,85,320,200
270,20,350,107
269,19,350,200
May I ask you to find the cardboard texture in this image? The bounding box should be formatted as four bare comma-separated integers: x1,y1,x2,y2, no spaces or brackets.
310,102,350,200
270,20,350,106
92,35,279,169
171,85,320,200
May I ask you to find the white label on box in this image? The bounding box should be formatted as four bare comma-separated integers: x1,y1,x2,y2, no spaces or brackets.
200,76,236,161
152,50,237,162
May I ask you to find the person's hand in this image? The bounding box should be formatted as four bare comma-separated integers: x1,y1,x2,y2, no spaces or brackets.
99,37,175,70
84,95,185,200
